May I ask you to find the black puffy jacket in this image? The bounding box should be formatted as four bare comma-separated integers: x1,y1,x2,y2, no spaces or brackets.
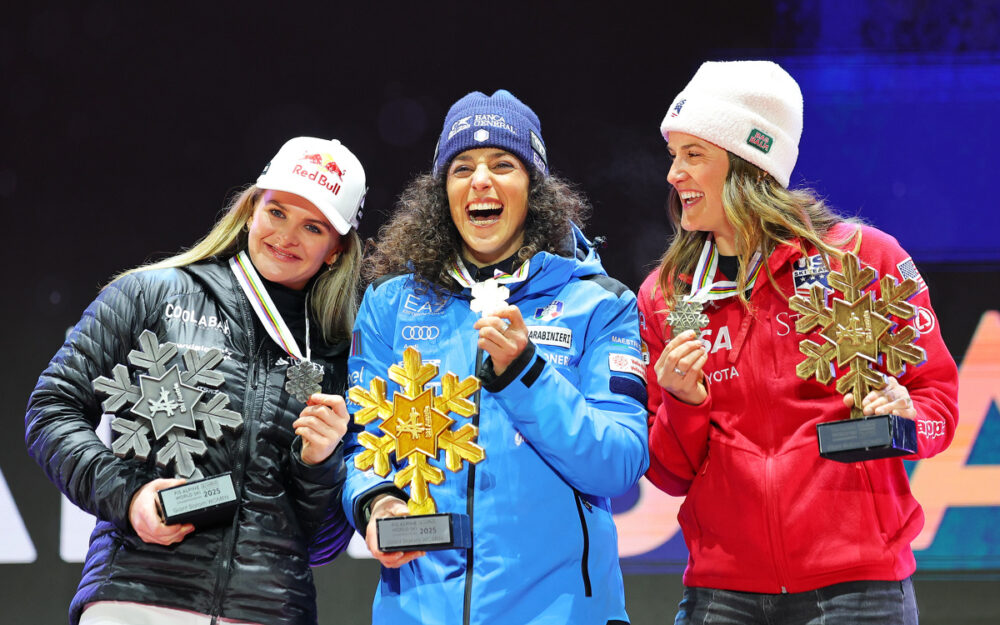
25,259,352,625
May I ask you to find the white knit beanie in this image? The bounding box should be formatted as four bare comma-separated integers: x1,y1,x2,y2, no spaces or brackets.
660,60,803,188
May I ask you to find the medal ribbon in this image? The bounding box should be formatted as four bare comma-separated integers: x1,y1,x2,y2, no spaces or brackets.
447,256,531,289
686,235,764,302
229,251,311,362
447,256,531,317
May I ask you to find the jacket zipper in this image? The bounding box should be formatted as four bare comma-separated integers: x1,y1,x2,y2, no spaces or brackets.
208,283,265,620
573,490,593,597
746,306,791,593
463,347,485,625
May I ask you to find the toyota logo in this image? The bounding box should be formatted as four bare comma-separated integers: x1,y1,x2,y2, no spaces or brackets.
401,325,441,340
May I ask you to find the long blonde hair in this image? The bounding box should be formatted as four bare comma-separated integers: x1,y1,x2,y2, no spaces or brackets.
111,185,361,343
656,152,861,311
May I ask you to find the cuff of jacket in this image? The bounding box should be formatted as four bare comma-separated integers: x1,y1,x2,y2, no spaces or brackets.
352,484,410,532
478,341,538,392
119,467,161,534
289,437,345,485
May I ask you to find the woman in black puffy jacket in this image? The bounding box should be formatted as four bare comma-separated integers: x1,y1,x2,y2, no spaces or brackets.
25,136,367,625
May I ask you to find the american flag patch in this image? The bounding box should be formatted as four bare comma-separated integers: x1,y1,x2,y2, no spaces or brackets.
896,257,927,294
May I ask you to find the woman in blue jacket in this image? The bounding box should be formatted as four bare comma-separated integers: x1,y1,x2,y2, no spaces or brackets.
341,90,649,625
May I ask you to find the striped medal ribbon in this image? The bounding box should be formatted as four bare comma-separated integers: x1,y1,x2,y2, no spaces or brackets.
667,236,764,336
448,256,531,317
229,251,322,403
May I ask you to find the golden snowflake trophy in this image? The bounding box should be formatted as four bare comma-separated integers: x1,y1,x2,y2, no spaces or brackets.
93,330,244,526
349,346,484,551
789,253,925,462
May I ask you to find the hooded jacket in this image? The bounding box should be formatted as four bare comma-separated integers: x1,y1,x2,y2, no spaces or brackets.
342,226,649,625
25,259,352,625
638,224,958,593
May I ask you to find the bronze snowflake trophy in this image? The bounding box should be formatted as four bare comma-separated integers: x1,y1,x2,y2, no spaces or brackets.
349,346,484,551
93,330,243,526
789,252,926,462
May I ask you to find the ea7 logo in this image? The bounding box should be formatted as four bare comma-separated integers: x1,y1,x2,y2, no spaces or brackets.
401,325,440,341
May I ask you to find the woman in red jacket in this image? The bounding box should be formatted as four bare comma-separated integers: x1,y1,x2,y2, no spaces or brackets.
639,60,958,624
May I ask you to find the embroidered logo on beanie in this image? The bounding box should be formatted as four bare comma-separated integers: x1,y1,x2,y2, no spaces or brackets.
747,129,773,153
448,116,472,140
659,61,803,187
433,89,548,176
530,130,547,165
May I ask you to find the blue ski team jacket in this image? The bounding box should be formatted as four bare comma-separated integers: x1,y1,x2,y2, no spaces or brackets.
342,226,649,625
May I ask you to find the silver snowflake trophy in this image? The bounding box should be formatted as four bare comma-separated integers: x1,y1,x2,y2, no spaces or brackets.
285,359,324,403
666,297,710,337
93,330,243,479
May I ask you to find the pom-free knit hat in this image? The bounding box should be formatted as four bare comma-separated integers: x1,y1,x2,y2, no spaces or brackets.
256,137,366,235
433,89,548,177
660,61,803,187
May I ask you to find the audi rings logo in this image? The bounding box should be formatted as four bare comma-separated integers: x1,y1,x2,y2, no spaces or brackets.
401,325,440,341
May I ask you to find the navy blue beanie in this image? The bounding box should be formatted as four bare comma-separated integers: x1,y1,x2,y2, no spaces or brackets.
432,89,548,177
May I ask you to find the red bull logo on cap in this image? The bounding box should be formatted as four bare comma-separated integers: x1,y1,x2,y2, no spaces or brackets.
292,151,343,196
324,160,346,180
298,152,346,180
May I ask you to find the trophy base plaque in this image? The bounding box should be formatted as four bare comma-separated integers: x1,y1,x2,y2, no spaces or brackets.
817,414,917,463
157,472,238,527
377,513,471,552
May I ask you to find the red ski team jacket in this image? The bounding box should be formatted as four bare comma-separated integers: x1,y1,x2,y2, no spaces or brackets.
638,224,958,594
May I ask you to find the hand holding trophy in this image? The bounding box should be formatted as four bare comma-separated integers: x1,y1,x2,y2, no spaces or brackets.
790,252,926,462
349,346,484,552
93,330,243,528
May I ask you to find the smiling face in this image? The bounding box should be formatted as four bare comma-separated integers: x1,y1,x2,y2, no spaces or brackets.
446,148,530,267
246,189,342,290
666,131,737,254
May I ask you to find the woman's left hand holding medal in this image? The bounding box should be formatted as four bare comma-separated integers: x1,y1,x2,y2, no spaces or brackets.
474,305,529,375
295,393,350,465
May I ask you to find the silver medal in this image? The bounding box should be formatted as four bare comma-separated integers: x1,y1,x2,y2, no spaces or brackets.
285,359,324,403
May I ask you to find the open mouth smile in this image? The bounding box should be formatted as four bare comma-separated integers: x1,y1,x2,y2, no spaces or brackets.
467,201,503,226
679,190,704,207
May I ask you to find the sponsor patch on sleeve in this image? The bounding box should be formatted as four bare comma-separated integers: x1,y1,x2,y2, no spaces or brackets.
914,306,937,335
896,257,927,293
608,353,646,380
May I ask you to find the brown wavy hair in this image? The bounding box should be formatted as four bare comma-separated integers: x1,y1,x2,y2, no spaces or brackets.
655,152,863,312
364,170,590,299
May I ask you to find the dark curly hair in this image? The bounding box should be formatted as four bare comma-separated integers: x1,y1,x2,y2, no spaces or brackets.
364,170,591,300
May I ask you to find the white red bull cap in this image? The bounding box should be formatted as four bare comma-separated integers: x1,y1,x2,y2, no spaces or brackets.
256,137,366,235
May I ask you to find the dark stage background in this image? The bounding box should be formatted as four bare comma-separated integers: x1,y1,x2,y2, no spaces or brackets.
3,2,999,624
